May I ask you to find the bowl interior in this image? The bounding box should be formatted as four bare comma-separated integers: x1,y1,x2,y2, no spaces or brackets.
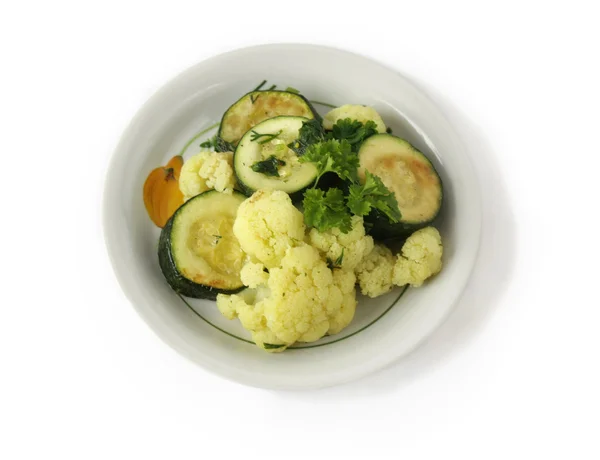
103,45,481,389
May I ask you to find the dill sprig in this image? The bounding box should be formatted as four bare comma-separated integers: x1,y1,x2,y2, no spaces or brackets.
250,130,282,144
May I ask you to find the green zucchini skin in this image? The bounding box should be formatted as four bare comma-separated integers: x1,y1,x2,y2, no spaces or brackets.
233,172,318,203
365,208,434,240
216,90,320,152
157,192,246,300
358,134,443,240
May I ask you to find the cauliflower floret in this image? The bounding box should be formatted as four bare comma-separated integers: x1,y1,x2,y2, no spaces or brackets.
393,227,443,287
355,244,396,298
233,190,305,269
240,262,269,288
264,244,357,342
217,244,358,352
322,104,387,133
308,216,374,271
179,151,236,200
264,245,332,343
216,289,287,353
327,269,357,335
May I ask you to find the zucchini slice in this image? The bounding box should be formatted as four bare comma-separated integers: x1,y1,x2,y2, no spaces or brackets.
358,134,443,238
217,91,318,151
158,190,247,299
234,116,318,198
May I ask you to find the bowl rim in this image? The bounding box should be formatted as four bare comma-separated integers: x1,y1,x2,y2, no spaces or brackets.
103,43,482,390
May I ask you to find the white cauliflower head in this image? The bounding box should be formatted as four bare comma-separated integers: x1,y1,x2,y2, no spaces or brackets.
355,243,396,298
264,245,332,343
308,215,374,271
393,227,443,287
322,104,387,133
233,189,305,269
217,244,357,351
179,151,236,200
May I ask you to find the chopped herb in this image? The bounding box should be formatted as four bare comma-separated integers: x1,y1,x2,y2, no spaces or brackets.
330,118,378,152
200,135,218,149
216,137,234,152
296,117,400,234
253,80,267,91
251,155,286,177
290,118,376,157
263,343,286,350
299,138,358,186
267,84,277,90
285,86,300,94
250,130,282,144
250,94,259,104
288,119,325,155
327,249,345,269
334,249,345,267
347,170,401,223
303,188,352,233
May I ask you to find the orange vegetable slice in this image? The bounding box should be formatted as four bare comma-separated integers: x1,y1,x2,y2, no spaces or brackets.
142,156,185,228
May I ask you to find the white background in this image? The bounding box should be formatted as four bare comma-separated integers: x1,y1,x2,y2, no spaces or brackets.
1,1,599,459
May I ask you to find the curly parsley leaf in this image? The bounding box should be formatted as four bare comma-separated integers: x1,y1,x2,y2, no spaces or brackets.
288,119,325,155
251,155,286,177
347,170,402,223
303,188,352,233
299,139,358,185
330,118,379,152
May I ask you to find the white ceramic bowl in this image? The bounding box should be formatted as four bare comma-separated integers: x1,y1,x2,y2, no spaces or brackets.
103,44,481,390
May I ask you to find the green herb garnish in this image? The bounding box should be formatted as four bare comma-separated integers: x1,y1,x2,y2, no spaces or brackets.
289,119,325,155
289,118,376,156
285,86,300,94
334,249,345,267
292,117,400,234
216,138,234,152
299,139,358,186
330,118,378,152
303,188,352,233
263,343,286,350
327,249,345,269
253,80,267,91
200,135,218,149
251,155,286,177
347,170,402,223
250,130,282,144
267,84,277,90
